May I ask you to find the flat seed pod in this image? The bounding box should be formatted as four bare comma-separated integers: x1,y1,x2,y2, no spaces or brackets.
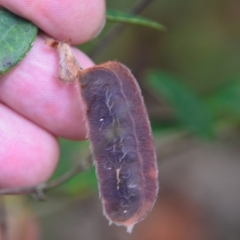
79,62,158,232
52,40,158,232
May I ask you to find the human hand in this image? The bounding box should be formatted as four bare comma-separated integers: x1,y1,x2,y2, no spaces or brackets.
0,0,105,188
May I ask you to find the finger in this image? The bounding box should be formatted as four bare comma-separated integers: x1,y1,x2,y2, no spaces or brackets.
0,103,59,189
0,36,90,140
0,0,105,44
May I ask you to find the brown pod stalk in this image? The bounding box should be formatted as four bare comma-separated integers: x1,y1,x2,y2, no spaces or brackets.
79,62,158,232
53,40,158,232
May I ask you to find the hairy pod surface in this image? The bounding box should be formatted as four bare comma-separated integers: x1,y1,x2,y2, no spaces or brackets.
79,61,158,232
53,41,158,232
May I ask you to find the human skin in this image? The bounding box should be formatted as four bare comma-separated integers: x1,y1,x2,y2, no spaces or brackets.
0,0,106,188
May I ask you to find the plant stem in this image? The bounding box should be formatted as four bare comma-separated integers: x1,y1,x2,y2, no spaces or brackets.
0,155,92,200
89,0,154,59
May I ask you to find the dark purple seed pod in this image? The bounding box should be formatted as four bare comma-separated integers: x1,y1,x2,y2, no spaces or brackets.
79,61,158,232
52,41,158,232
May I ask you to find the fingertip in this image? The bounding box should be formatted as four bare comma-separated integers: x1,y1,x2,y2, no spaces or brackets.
0,36,90,140
0,104,59,188
1,0,106,44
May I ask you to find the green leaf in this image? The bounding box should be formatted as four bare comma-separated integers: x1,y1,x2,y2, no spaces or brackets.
106,9,166,31
206,77,240,117
146,71,214,137
0,8,38,75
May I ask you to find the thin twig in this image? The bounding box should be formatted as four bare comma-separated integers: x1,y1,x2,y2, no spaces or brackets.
0,155,92,200
89,0,154,59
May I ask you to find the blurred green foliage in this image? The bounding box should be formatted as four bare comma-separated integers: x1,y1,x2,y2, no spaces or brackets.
51,139,97,197
146,70,214,138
